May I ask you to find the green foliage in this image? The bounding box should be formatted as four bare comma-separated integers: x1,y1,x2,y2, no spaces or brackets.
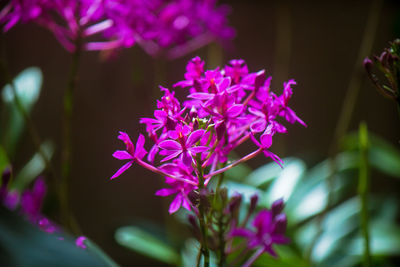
343,132,400,178
0,145,9,176
1,67,43,156
0,206,109,266
10,141,54,191
84,238,120,267
115,226,180,265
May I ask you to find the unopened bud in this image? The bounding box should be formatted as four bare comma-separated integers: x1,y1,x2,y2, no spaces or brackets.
1,167,12,187
190,106,198,120
254,70,266,90
271,198,285,217
216,121,226,140
363,57,373,74
166,117,176,131
249,194,258,213
188,190,199,206
274,214,287,234
228,193,242,214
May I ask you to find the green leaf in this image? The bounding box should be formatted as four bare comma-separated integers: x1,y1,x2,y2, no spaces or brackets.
84,238,119,267
343,132,400,178
224,162,252,182
1,67,43,155
348,220,400,256
244,158,289,188
2,67,42,107
11,141,54,191
0,206,108,266
254,246,308,267
265,158,306,204
181,239,217,267
115,226,179,265
308,198,361,262
0,146,9,176
286,152,356,223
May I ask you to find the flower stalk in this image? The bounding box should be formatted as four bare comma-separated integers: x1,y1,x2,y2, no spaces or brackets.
60,34,82,233
358,122,371,267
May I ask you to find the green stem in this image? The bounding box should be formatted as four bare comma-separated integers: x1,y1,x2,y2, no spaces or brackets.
215,162,226,267
217,210,226,267
358,122,371,267
60,39,82,233
197,157,210,267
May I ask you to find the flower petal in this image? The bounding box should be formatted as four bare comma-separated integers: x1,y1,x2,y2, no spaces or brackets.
134,134,148,159
110,161,133,180
168,194,182,214
227,104,244,118
250,120,266,133
161,151,182,162
180,151,193,166
188,92,214,100
155,188,176,196
113,150,133,160
159,140,181,151
187,129,205,146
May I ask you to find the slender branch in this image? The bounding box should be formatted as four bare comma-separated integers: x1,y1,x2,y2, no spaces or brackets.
136,158,198,185
205,149,262,179
60,35,82,233
358,122,371,267
196,157,210,267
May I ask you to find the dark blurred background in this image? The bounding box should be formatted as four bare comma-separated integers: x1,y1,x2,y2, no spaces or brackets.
2,0,400,265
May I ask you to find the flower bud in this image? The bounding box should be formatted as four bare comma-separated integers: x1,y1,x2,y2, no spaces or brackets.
249,194,259,213
271,198,285,217
274,214,287,234
216,121,226,140
363,57,373,74
190,106,198,121
227,193,242,214
254,70,266,91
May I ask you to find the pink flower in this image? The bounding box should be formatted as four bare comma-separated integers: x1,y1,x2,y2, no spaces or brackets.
111,132,147,179
231,199,289,265
155,161,198,213
158,125,208,166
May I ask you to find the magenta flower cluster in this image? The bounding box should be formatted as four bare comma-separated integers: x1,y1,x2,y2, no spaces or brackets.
112,56,306,214
0,0,234,55
231,199,290,266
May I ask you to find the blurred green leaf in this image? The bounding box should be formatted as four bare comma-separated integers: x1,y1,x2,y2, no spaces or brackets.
254,246,308,267
348,220,400,256
265,158,306,204
244,158,289,188
115,226,179,265
11,141,54,191
286,152,356,223
181,239,217,267
0,145,9,176
0,206,108,266
84,238,119,267
309,198,361,262
1,67,43,155
225,162,252,182
343,132,400,178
